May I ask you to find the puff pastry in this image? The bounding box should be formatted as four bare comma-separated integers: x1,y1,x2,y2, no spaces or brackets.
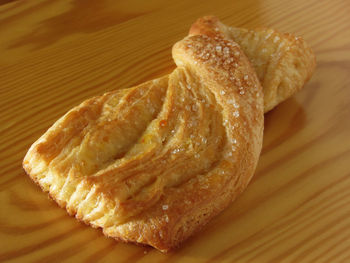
190,16,316,112
23,34,264,252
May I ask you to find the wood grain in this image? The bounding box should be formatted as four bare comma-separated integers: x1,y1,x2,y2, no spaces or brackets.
1,0,350,262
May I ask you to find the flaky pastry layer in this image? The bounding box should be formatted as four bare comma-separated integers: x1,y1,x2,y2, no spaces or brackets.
23,34,264,252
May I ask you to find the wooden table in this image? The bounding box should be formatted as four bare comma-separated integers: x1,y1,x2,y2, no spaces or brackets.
1,0,350,262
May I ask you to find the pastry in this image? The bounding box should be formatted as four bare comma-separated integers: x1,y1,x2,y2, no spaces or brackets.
23,34,264,252
190,16,316,112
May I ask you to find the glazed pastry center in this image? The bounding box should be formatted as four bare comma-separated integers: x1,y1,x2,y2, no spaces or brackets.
33,65,231,221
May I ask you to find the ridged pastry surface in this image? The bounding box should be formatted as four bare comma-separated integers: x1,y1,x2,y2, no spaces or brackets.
23,34,264,251
190,16,316,112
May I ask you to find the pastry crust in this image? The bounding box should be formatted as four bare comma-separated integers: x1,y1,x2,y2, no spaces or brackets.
190,16,316,112
23,35,264,252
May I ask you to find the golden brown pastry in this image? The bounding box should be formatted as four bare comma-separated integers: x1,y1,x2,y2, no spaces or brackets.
23,34,264,252
190,16,316,112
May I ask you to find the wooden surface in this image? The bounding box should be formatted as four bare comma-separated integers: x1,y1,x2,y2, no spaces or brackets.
1,0,350,262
